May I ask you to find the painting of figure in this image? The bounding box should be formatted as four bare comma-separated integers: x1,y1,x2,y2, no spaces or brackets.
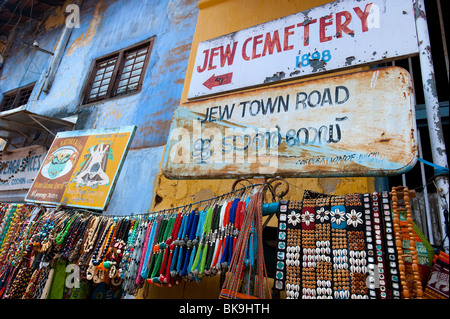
71,143,112,187
41,146,78,180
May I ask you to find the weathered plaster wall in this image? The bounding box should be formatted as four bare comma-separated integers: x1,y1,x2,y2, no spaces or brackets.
151,0,375,219
0,0,199,215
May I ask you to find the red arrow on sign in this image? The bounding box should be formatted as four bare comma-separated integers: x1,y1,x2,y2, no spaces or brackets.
203,72,233,90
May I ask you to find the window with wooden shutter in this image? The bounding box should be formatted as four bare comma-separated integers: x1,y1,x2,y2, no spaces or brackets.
0,83,35,113
83,38,154,104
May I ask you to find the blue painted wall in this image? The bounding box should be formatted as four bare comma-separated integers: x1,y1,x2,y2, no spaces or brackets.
0,0,199,214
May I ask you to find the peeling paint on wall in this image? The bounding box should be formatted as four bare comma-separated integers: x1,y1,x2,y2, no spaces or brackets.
66,0,105,57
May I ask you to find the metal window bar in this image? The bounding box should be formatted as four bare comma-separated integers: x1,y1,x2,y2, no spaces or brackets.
0,84,35,112
383,0,448,248
0,94,17,112
17,86,33,106
88,56,118,100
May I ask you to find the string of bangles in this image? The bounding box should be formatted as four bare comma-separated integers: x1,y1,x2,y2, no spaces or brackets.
0,181,280,298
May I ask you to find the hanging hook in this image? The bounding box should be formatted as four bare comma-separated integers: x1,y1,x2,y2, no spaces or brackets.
266,177,289,200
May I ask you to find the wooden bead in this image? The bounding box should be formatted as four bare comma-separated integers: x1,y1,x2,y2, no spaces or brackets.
402,289,410,299
416,288,423,297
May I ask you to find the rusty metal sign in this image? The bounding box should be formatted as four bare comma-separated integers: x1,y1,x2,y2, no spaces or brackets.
163,67,418,179
188,0,419,99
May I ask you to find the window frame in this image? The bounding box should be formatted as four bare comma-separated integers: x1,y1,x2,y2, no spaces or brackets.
82,37,155,105
0,82,36,113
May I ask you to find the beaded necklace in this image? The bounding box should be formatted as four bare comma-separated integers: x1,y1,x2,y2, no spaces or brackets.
119,219,139,280
362,193,377,298
200,205,219,277
123,219,146,294
91,220,115,266
314,197,332,299
80,217,107,275
0,206,19,264
170,211,189,281
60,215,83,257
370,192,389,298
68,216,92,262
211,203,228,271
175,211,192,277
220,199,238,270
180,211,199,277
330,195,349,299
31,211,56,250
0,205,17,248
214,201,232,271
345,193,368,299
55,213,78,246
301,198,316,299
148,215,172,282
189,209,209,278
146,215,168,282
144,215,163,283
156,214,177,283
11,208,34,266
221,191,270,299
83,216,100,253
163,213,183,285
391,186,423,299
203,204,221,276
274,200,289,292
137,217,155,282
380,191,401,299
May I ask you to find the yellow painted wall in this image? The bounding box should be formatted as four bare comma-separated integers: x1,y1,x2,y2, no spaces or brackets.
140,0,375,299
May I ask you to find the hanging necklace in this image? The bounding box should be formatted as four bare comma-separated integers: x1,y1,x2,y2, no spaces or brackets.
204,204,221,276
83,216,99,252
91,220,115,266
211,202,230,272
198,205,217,278
55,213,78,246
170,211,189,282
163,212,183,285
175,211,191,278
180,211,199,277
391,186,423,299
119,218,139,280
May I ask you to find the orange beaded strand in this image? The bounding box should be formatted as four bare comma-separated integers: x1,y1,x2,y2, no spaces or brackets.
391,186,423,299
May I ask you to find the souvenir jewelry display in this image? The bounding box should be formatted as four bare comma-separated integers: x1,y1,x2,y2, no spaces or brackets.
274,200,288,291
345,193,368,299
301,198,316,299
391,186,424,299
363,193,377,299
0,182,426,300
274,191,415,299
381,191,401,299
285,200,302,299
314,197,332,299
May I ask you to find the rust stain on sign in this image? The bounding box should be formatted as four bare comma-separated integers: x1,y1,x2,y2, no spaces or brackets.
162,67,418,179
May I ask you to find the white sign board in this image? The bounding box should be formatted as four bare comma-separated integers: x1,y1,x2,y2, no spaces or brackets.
188,0,419,99
0,145,46,191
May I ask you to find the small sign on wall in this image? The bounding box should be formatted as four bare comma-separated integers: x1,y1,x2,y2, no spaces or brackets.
164,67,418,179
0,145,47,191
25,126,136,210
188,0,419,99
